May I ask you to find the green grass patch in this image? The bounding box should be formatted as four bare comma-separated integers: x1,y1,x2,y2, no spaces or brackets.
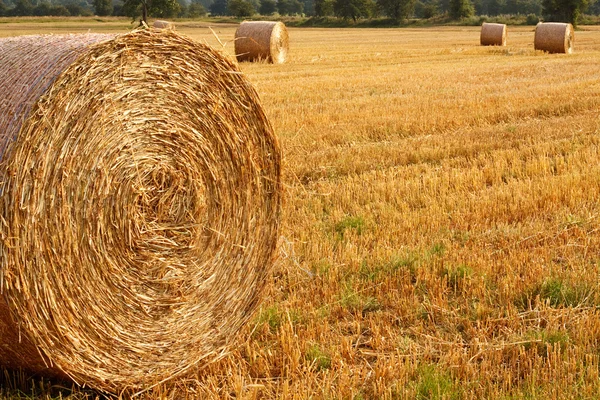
338,285,382,314
311,259,332,276
255,305,282,332
427,242,446,258
255,306,303,333
442,263,473,290
305,344,332,371
356,243,443,283
334,215,366,240
410,364,462,400
523,329,570,357
515,277,592,310
358,252,419,282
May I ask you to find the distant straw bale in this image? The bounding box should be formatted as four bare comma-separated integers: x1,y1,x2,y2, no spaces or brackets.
480,22,507,46
234,21,289,63
534,22,574,53
153,20,173,29
0,30,281,393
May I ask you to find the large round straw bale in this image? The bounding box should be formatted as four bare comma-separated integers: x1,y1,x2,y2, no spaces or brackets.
534,22,574,53
480,22,506,46
153,19,173,29
234,21,289,63
0,30,281,393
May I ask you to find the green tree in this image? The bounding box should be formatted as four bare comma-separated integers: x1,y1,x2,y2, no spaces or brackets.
291,0,305,13
209,0,228,14
436,0,449,12
277,0,289,13
502,0,518,13
65,2,93,16
227,0,254,15
259,0,276,14
449,0,473,18
33,2,71,14
50,4,71,14
93,0,113,15
123,0,180,22
277,0,304,13
521,0,542,14
176,0,187,15
10,0,33,15
377,0,415,21
487,0,503,15
333,0,368,20
0,0,6,16
315,0,334,14
31,1,49,14
188,1,206,16
301,0,315,14
542,0,588,25
195,0,212,10
414,0,438,17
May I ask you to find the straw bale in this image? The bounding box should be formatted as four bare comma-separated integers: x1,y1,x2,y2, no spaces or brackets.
234,21,289,63
480,22,506,46
153,20,173,29
534,22,574,54
0,30,281,393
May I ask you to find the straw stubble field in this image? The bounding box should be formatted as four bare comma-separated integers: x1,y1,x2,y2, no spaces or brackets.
1,21,600,398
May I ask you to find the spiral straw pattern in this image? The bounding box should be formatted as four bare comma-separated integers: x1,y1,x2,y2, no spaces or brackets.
0,29,281,392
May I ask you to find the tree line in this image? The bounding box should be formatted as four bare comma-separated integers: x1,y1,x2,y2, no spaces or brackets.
0,0,596,26
0,0,208,18
0,0,92,16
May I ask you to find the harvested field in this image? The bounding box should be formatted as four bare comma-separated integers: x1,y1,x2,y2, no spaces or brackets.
1,20,600,399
